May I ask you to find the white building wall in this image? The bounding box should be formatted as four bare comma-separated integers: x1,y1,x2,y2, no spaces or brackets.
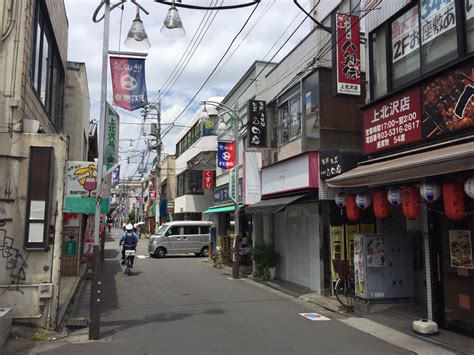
64,62,90,161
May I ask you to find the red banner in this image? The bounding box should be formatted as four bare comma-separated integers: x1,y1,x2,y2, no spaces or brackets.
150,188,156,200
363,87,422,154
203,170,214,190
335,13,361,96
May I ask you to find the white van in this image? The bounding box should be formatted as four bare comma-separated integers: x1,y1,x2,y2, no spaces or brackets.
148,221,213,258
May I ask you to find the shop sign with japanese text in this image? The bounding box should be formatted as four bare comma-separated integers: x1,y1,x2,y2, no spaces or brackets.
319,150,362,180
363,87,422,154
202,170,214,190
392,6,419,62
110,56,148,111
105,103,119,175
247,100,267,147
334,13,361,95
421,0,456,45
213,182,242,203
217,141,236,169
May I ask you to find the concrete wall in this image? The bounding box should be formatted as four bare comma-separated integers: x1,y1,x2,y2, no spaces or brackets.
174,192,214,214
0,133,68,329
64,62,90,161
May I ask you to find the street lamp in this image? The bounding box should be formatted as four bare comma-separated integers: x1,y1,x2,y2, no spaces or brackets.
201,100,243,279
91,0,150,340
125,8,151,50
160,0,186,39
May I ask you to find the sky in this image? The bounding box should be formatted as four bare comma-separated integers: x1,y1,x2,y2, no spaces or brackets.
64,0,314,180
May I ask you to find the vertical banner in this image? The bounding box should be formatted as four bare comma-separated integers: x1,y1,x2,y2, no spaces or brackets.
105,103,119,175
217,141,236,169
229,168,237,202
112,165,120,187
202,170,214,190
244,151,262,205
333,13,361,96
110,56,148,111
247,100,267,148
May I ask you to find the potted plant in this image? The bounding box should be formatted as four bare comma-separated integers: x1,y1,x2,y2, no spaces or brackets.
252,243,281,280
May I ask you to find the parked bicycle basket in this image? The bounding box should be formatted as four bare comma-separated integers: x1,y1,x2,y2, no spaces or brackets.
332,259,350,275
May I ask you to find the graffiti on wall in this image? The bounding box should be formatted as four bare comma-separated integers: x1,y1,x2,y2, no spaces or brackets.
0,229,29,293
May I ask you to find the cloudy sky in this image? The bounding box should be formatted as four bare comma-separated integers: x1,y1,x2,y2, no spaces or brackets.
64,0,314,180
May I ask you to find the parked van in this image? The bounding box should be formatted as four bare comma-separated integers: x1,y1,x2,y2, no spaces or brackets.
148,221,213,258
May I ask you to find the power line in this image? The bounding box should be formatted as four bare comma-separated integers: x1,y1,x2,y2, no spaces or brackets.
159,2,261,144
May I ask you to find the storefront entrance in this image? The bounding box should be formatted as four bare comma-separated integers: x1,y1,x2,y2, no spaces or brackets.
431,207,474,337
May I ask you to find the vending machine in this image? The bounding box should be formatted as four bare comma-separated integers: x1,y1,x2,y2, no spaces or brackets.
353,234,415,300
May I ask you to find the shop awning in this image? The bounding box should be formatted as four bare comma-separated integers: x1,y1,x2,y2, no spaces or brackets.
246,194,306,214
326,141,474,188
202,204,243,214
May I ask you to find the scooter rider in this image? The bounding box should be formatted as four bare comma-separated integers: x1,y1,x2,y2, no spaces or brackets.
120,224,138,266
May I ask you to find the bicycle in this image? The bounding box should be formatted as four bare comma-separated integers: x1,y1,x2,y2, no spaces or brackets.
333,259,355,309
123,245,136,275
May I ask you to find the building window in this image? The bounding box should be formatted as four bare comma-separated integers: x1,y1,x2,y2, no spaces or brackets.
420,0,458,73
289,96,301,139
176,170,203,197
391,5,421,88
31,2,65,131
465,0,474,52
278,102,289,145
370,27,388,99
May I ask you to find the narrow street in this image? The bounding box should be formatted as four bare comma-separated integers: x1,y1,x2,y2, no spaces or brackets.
15,229,411,355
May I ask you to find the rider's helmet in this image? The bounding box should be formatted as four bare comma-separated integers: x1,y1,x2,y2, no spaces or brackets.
125,223,133,231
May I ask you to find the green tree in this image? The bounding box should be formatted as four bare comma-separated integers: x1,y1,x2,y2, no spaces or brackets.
128,210,136,223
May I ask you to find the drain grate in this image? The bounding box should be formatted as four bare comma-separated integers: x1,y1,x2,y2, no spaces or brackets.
66,317,88,329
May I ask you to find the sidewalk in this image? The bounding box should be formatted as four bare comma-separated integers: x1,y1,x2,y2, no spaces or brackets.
256,277,474,355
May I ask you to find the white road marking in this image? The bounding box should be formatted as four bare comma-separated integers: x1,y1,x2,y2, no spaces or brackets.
136,255,149,259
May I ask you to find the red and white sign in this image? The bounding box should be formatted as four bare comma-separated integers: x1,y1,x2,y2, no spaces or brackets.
363,87,422,154
203,170,214,190
335,13,361,96
150,188,156,200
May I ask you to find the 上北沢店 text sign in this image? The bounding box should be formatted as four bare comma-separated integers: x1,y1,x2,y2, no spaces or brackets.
334,13,361,96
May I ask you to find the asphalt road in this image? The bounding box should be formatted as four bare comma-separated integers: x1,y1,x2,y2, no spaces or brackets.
22,229,411,354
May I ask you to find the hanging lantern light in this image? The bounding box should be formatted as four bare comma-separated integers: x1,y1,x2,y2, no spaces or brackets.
355,193,371,210
464,177,474,199
387,187,401,206
373,189,390,219
345,194,360,221
401,186,420,219
443,183,465,220
335,192,345,208
419,181,441,203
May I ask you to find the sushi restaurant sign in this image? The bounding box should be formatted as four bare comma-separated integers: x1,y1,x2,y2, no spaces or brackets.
64,161,109,214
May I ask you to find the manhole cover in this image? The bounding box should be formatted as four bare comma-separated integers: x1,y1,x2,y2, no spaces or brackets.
66,317,88,329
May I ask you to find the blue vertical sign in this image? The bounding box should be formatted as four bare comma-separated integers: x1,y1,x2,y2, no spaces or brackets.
112,165,120,187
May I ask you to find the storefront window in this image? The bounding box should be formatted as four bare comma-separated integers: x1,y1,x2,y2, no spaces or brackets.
466,0,474,52
420,0,458,73
289,96,301,139
370,27,388,99
278,103,289,145
391,5,421,88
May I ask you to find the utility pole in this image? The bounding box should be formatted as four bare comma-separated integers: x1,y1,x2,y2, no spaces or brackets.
149,96,161,232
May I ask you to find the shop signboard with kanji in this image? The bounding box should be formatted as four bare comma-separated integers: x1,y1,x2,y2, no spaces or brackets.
333,13,361,96
104,103,119,175
391,5,419,63
421,0,456,45
217,141,236,169
247,100,267,147
202,170,214,189
363,87,422,154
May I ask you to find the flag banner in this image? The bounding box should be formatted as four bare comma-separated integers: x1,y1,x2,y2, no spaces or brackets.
110,56,148,111
217,141,236,170
203,170,214,189
247,100,267,148
104,102,119,174
112,165,120,186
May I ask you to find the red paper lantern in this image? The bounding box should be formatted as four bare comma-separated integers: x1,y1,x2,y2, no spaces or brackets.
401,186,420,219
443,183,465,220
345,194,360,221
373,189,390,219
